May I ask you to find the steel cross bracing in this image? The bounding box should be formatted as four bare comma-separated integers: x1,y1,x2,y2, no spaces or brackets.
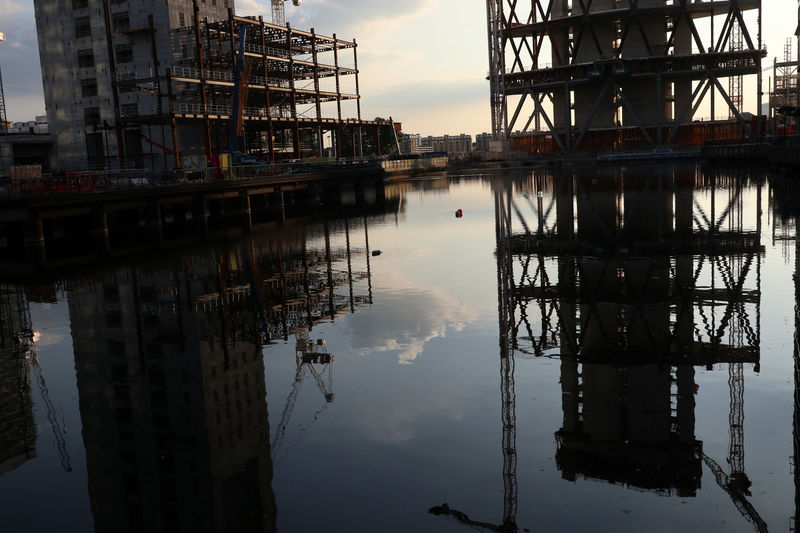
487,0,764,150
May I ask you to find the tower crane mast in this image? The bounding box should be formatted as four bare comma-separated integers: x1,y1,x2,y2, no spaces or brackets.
0,31,8,133
271,0,302,26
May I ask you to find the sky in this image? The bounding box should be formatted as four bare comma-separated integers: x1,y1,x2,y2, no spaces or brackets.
0,0,798,136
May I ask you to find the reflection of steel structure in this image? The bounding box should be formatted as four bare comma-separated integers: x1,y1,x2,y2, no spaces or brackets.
485,0,765,152
193,216,373,340
494,166,766,527
0,284,36,475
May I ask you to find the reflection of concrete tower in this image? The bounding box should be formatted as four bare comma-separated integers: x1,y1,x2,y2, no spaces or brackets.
0,284,36,476
496,166,763,499
556,253,701,495
68,258,276,533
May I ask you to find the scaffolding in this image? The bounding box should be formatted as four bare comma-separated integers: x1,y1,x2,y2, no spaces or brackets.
770,38,798,134
486,0,766,153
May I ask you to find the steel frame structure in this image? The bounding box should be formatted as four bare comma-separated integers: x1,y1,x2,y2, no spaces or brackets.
486,0,765,152
110,1,386,168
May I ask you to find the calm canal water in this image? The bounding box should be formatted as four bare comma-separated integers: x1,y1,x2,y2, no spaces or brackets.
1,164,799,532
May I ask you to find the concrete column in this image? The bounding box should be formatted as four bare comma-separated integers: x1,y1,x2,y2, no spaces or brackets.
278,188,286,225
194,195,209,237
23,216,46,267
240,191,252,233
92,206,110,258
147,202,163,246
556,174,574,240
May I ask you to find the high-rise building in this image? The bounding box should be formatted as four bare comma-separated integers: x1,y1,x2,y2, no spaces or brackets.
33,0,230,171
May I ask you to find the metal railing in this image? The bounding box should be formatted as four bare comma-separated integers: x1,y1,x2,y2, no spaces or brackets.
175,102,298,118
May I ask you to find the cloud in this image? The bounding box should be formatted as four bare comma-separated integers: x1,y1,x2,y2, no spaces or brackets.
343,276,479,365
367,80,486,110
289,0,432,33
0,0,27,16
0,0,45,121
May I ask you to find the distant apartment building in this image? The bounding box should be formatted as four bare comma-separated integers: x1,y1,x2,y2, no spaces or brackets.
420,134,472,157
399,133,421,155
474,133,492,152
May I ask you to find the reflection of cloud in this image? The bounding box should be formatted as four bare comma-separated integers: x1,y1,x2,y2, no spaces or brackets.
0,0,26,16
33,329,66,348
345,279,478,365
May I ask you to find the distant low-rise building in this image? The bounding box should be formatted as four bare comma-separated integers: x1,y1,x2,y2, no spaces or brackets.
421,134,472,157
399,133,421,155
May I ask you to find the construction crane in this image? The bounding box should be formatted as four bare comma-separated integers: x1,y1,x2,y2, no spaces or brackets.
271,331,334,459
6,288,72,473
430,213,518,532
428,346,518,532
0,31,8,133
702,452,767,533
271,0,301,26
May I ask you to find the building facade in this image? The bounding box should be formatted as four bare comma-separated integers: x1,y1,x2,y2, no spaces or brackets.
421,134,472,157
34,0,231,171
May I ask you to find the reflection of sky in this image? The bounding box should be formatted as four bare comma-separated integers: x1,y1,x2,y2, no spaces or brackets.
343,271,479,365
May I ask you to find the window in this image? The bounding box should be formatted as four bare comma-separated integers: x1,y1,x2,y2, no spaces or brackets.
75,16,91,38
72,0,88,9
115,44,133,63
84,107,101,127
179,12,185,26
81,78,97,97
121,103,138,116
113,12,129,32
77,49,94,68
181,44,188,58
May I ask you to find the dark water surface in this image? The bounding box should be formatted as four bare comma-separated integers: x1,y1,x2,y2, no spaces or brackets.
2,164,799,532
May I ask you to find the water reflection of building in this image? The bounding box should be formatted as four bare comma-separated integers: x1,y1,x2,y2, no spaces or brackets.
69,260,276,532
0,284,36,475
495,166,763,502
67,213,375,532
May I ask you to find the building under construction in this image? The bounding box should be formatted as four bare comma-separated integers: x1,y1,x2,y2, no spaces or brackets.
33,0,385,171
769,38,798,135
485,0,765,153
